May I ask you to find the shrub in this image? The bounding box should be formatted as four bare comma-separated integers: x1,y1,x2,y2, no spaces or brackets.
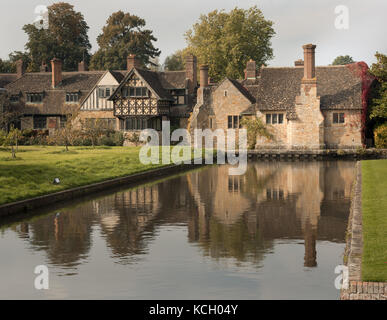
127,132,140,146
240,117,272,150
112,131,125,146
19,129,49,146
374,123,387,148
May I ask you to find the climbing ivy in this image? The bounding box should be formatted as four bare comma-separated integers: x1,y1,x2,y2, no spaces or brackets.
240,117,272,150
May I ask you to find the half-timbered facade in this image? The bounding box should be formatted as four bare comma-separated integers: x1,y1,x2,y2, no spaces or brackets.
109,69,171,131
108,54,198,132
77,70,126,130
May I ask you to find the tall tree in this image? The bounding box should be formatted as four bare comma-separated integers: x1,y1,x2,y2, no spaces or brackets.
369,52,387,123
89,11,160,70
0,51,31,73
0,59,15,73
185,6,275,82
332,55,354,65
22,2,91,71
164,50,186,71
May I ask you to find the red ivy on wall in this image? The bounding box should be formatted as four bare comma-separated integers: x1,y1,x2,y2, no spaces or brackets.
346,62,375,146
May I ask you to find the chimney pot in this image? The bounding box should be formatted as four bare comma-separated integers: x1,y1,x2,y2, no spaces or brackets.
51,58,62,88
302,44,316,80
127,54,141,71
199,64,209,88
245,59,257,80
16,59,25,79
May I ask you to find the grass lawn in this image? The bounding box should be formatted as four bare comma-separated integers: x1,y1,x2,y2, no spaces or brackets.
0,145,173,205
361,159,387,282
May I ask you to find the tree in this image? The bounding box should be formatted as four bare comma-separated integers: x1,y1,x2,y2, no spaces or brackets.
89,11,160,70
22,2,91,71
81,119,106,148
185,6,275,82
0,94,22,131
164,50,186,71
51,108,79,152
0,59,15,73
369,52,387,124
332,55,354,65
2,125,21,158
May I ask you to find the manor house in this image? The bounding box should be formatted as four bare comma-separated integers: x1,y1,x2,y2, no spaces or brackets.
0,44,371,149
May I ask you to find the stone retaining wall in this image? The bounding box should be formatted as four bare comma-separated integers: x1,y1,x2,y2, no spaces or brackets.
0,163,202,218
340,162,387,300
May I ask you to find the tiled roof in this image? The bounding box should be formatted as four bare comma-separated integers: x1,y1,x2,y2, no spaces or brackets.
110,70,126,83
251,64,363,112
228,78,256,103
135,68,174,100
158,71,186,89
5,71,104,93
4,71,104,115
0,73,18,88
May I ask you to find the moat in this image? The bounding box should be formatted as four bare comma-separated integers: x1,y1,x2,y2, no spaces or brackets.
0,161,356,299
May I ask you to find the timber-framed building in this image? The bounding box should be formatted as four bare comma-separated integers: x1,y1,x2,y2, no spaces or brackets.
0,44,374,150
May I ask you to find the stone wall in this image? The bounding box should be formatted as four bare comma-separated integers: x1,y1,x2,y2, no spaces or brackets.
288,82,325,149
255,111,288,149
340,162,387,300
211,80,251,131
323,110,363,149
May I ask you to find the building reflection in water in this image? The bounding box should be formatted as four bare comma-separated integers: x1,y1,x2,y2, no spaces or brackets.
10,161,356,271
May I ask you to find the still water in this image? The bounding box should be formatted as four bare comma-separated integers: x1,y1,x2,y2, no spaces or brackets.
0,161,356,299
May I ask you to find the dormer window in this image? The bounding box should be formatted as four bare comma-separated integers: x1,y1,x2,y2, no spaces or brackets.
26,92,44,103
66,92,79,103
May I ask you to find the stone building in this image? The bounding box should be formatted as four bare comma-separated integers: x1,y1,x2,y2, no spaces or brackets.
0,43,373,149
190,44,372,150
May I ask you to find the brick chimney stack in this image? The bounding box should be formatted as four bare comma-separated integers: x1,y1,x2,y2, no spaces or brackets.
186,54,197,94
78,60,88,72
302,44,316,80
245,59,257,80
199,65,209,88
51,58,62,88
127,54,141,71
16,59,25,79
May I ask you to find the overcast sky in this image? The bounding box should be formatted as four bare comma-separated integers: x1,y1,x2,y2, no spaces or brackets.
1,0,386,67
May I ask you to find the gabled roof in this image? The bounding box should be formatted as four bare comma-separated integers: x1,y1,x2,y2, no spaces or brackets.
109,68,174,101
213,78,256,105
227,78,256,104
110,70,126,83
79,70,125,106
